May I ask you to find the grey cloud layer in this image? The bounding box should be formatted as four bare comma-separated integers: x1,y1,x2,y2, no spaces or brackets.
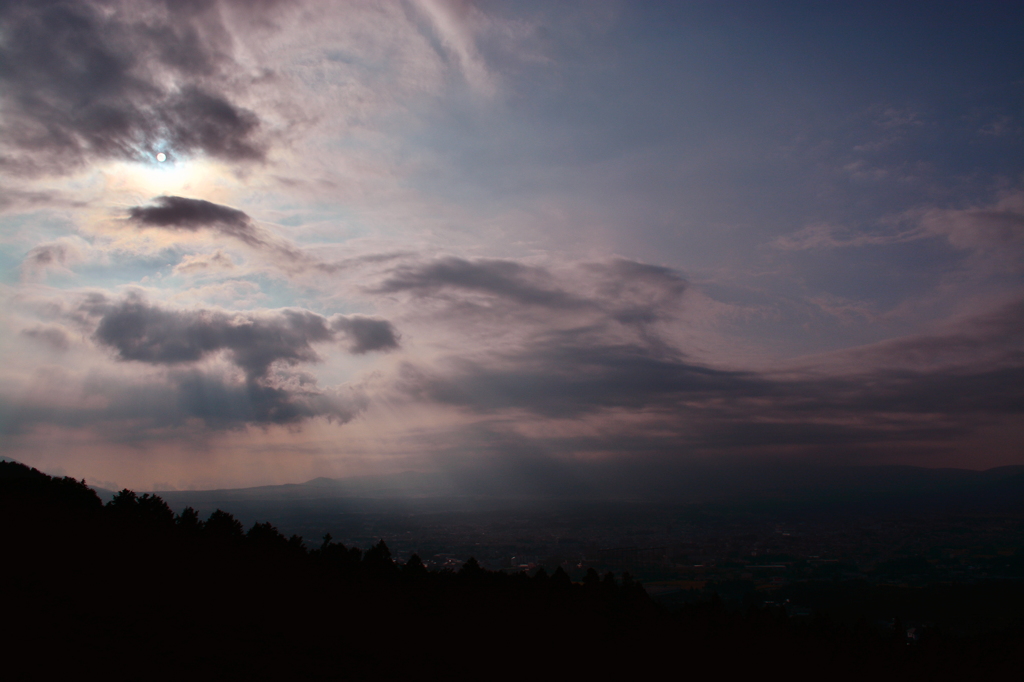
84,292,398,379
330,315,404,355
376,257,590,308
4,368,367,433
464,317,1020,415
375,256,687,327
127,196,367,272
129,196,266,247
0,0,276,173
400,334,765,418
773,192,1024,262
396,287,1024,460
402,343,1023,458
2,292,400,431
842,298,1024,369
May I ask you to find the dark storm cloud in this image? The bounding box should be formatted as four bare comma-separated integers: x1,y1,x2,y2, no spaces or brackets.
814,366,1024,417
2,291,397,432
372,251,1023,462
420,343,1023,420
169,369,366,428
94,299,328,378
127,196,366,270
159,86,263,161
0,0,273,173
375,257,588,308
128,196,264,247
1,367,367,434
330,315,401,355
400,332,766,418
691,420,969,451
374,256,688,335
83,292,398,379
398,301,1024,457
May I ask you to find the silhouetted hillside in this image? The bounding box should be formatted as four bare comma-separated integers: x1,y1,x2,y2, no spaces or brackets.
2,460,1022,679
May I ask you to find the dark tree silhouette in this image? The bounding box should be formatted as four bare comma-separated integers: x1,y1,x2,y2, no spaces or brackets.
137,493,175,527
247,521,290,549
532,566,549,585
459,557,483,580
551,566,573,593
363,539,398,578
403,554,428,578
204,508,244,541
176,506,203,534
107,488,138,512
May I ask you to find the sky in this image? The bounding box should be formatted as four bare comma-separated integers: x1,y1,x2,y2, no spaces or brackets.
1,0,1022,492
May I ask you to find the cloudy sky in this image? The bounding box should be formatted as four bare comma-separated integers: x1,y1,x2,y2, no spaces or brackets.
1,0,1021,492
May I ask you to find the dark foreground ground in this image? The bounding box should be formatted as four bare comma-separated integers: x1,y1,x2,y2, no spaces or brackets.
2,461,1022,680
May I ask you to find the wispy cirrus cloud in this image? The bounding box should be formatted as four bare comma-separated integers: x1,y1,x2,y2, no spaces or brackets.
771,222,923,251
773,191,1024,258
913,191,1024,254
172,250,237,276
410,0,497,97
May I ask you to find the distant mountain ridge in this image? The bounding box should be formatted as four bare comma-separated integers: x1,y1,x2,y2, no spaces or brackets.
154,470,458,503
6,456,1022,513
148,462,1024,515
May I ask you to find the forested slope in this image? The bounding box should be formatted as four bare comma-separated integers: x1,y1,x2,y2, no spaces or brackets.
1,461,1020,679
